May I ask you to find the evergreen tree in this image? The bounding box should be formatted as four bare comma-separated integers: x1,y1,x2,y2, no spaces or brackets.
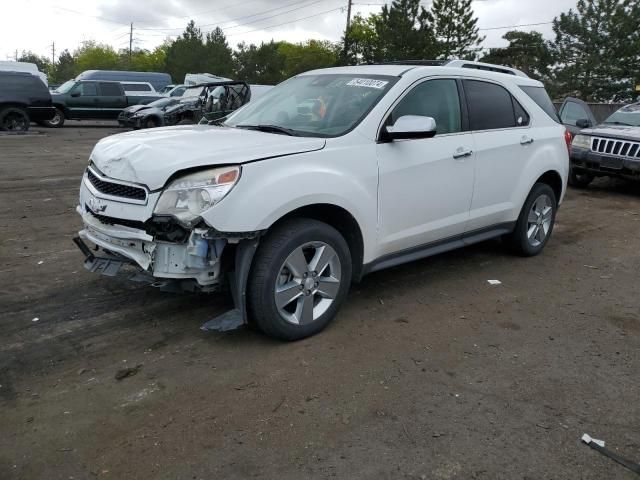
373,0,436,61
551,0,639,101
233,41,286,84
205,27,235,78
51,49,76,83
165,21,208,83
431,0,484,60
480,31,553,81
341,14,380,65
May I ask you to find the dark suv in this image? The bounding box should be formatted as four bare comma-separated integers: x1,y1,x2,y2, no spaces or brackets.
0,71,55,131
567,103,640,187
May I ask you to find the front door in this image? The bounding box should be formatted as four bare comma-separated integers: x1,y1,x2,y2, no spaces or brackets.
376,78,475,257
67,81,100,119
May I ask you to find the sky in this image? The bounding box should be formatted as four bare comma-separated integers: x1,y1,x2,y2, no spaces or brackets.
1,0,579,63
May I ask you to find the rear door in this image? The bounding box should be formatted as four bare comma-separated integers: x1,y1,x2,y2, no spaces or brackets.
98,82,127,118
558,97,597,137
462,79,535,232
67,81,100,118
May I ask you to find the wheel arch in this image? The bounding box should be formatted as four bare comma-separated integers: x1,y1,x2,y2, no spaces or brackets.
535,170,563,205
268,203,365,282
52,103,69,118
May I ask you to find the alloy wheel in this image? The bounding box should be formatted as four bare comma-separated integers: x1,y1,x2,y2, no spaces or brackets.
274,242,341,325
526,194,553,247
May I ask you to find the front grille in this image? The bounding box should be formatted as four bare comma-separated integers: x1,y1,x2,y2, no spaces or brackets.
591,137,640,159
87,169,147,201
85,205,146,230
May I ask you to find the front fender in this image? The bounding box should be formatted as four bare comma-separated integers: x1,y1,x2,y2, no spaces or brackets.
201,146,379,262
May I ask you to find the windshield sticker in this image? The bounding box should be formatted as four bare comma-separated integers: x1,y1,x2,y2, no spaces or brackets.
347,78,389,89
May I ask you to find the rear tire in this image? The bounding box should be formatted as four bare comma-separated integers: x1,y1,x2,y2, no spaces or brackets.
247,218,352,341
144,116,160,129
0,107,30,132
42,107,65,128
568,168,594,188
504,183,557,257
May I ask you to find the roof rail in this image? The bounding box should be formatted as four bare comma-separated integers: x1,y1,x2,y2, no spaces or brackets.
376,59,529,78
443,60,529,78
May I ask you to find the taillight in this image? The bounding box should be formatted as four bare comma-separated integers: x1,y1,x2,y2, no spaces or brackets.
564,129,572,156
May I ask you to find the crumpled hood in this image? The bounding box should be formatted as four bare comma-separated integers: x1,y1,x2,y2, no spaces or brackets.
90,125,326,190
124,104,153,114
582,125,640,142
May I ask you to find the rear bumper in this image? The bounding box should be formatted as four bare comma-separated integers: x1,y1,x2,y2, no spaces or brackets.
571,147,640,178
28,106,56,121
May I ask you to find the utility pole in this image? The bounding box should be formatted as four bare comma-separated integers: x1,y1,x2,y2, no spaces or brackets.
15,49,18,61
51,42,55,65
129,22,133,62
342,0,353,60
345,0,353,33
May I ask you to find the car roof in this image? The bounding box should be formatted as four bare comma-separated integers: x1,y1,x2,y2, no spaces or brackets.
301,64,542,87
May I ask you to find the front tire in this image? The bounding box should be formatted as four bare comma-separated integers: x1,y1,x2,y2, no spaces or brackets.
247,218,352,341
43,107,65,128
568,168,594,188
504,183,557,257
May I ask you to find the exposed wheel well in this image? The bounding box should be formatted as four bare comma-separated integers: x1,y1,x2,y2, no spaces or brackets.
52,104,67,117
535,170,563,204
274,204,365,282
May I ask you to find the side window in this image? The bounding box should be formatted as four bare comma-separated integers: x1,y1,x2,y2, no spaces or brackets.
99,82,122,96
560,101,589,126
76,82,98,96
464,80,521,130
389,79,462,134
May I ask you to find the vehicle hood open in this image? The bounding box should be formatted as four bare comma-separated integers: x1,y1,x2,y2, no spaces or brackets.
90,125,326,190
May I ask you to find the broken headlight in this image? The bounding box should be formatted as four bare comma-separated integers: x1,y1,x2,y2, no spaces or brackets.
154,166,240,225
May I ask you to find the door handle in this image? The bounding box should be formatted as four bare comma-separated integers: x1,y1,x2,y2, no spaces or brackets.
453,148,473,159
520,136,534,145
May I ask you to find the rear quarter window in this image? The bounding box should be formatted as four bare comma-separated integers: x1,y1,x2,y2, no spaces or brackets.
519,86,560,123
463,80,517,130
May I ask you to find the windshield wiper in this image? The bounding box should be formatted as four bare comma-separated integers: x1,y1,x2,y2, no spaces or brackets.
603,121,634,126
235,124,299,136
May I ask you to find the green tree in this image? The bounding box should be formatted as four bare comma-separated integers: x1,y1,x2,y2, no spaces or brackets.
233,41,286,84
73,41,119,74
279,40,338,78
373,0,437,61
551,0,640,101
165,21,208,83
50,49,76,83
430,0,484,59
480,31,553,80
342,14,380,65
204,27,235,78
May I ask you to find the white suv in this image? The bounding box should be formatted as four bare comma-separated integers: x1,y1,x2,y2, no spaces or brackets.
75,61,570,340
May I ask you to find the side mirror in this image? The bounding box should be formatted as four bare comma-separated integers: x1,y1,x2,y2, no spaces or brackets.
383,115,437,141
576,118,592,129
70,91,81,98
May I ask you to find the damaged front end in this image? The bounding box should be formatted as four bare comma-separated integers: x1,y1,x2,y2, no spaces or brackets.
74,164,258,298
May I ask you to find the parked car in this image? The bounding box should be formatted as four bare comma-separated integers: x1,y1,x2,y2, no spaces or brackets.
119,81,252,129
120,81,157,96
47,80,162,127
76,70,172,91
569,102,640,187
0,71,55,131
558,97,598,138
117,97,180,129
0,60,48,86
74,61,569,340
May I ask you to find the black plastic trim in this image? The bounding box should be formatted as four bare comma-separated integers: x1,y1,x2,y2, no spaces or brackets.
362,222,516,275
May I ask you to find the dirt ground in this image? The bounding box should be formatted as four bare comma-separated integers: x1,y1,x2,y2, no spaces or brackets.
1,123,639,480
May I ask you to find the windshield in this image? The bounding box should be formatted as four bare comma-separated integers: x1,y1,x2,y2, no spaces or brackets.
603,104,640,127
225,74,397,137
55,80,76,93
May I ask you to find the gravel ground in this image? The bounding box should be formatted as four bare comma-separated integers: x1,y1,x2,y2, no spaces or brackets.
1,124,639,480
